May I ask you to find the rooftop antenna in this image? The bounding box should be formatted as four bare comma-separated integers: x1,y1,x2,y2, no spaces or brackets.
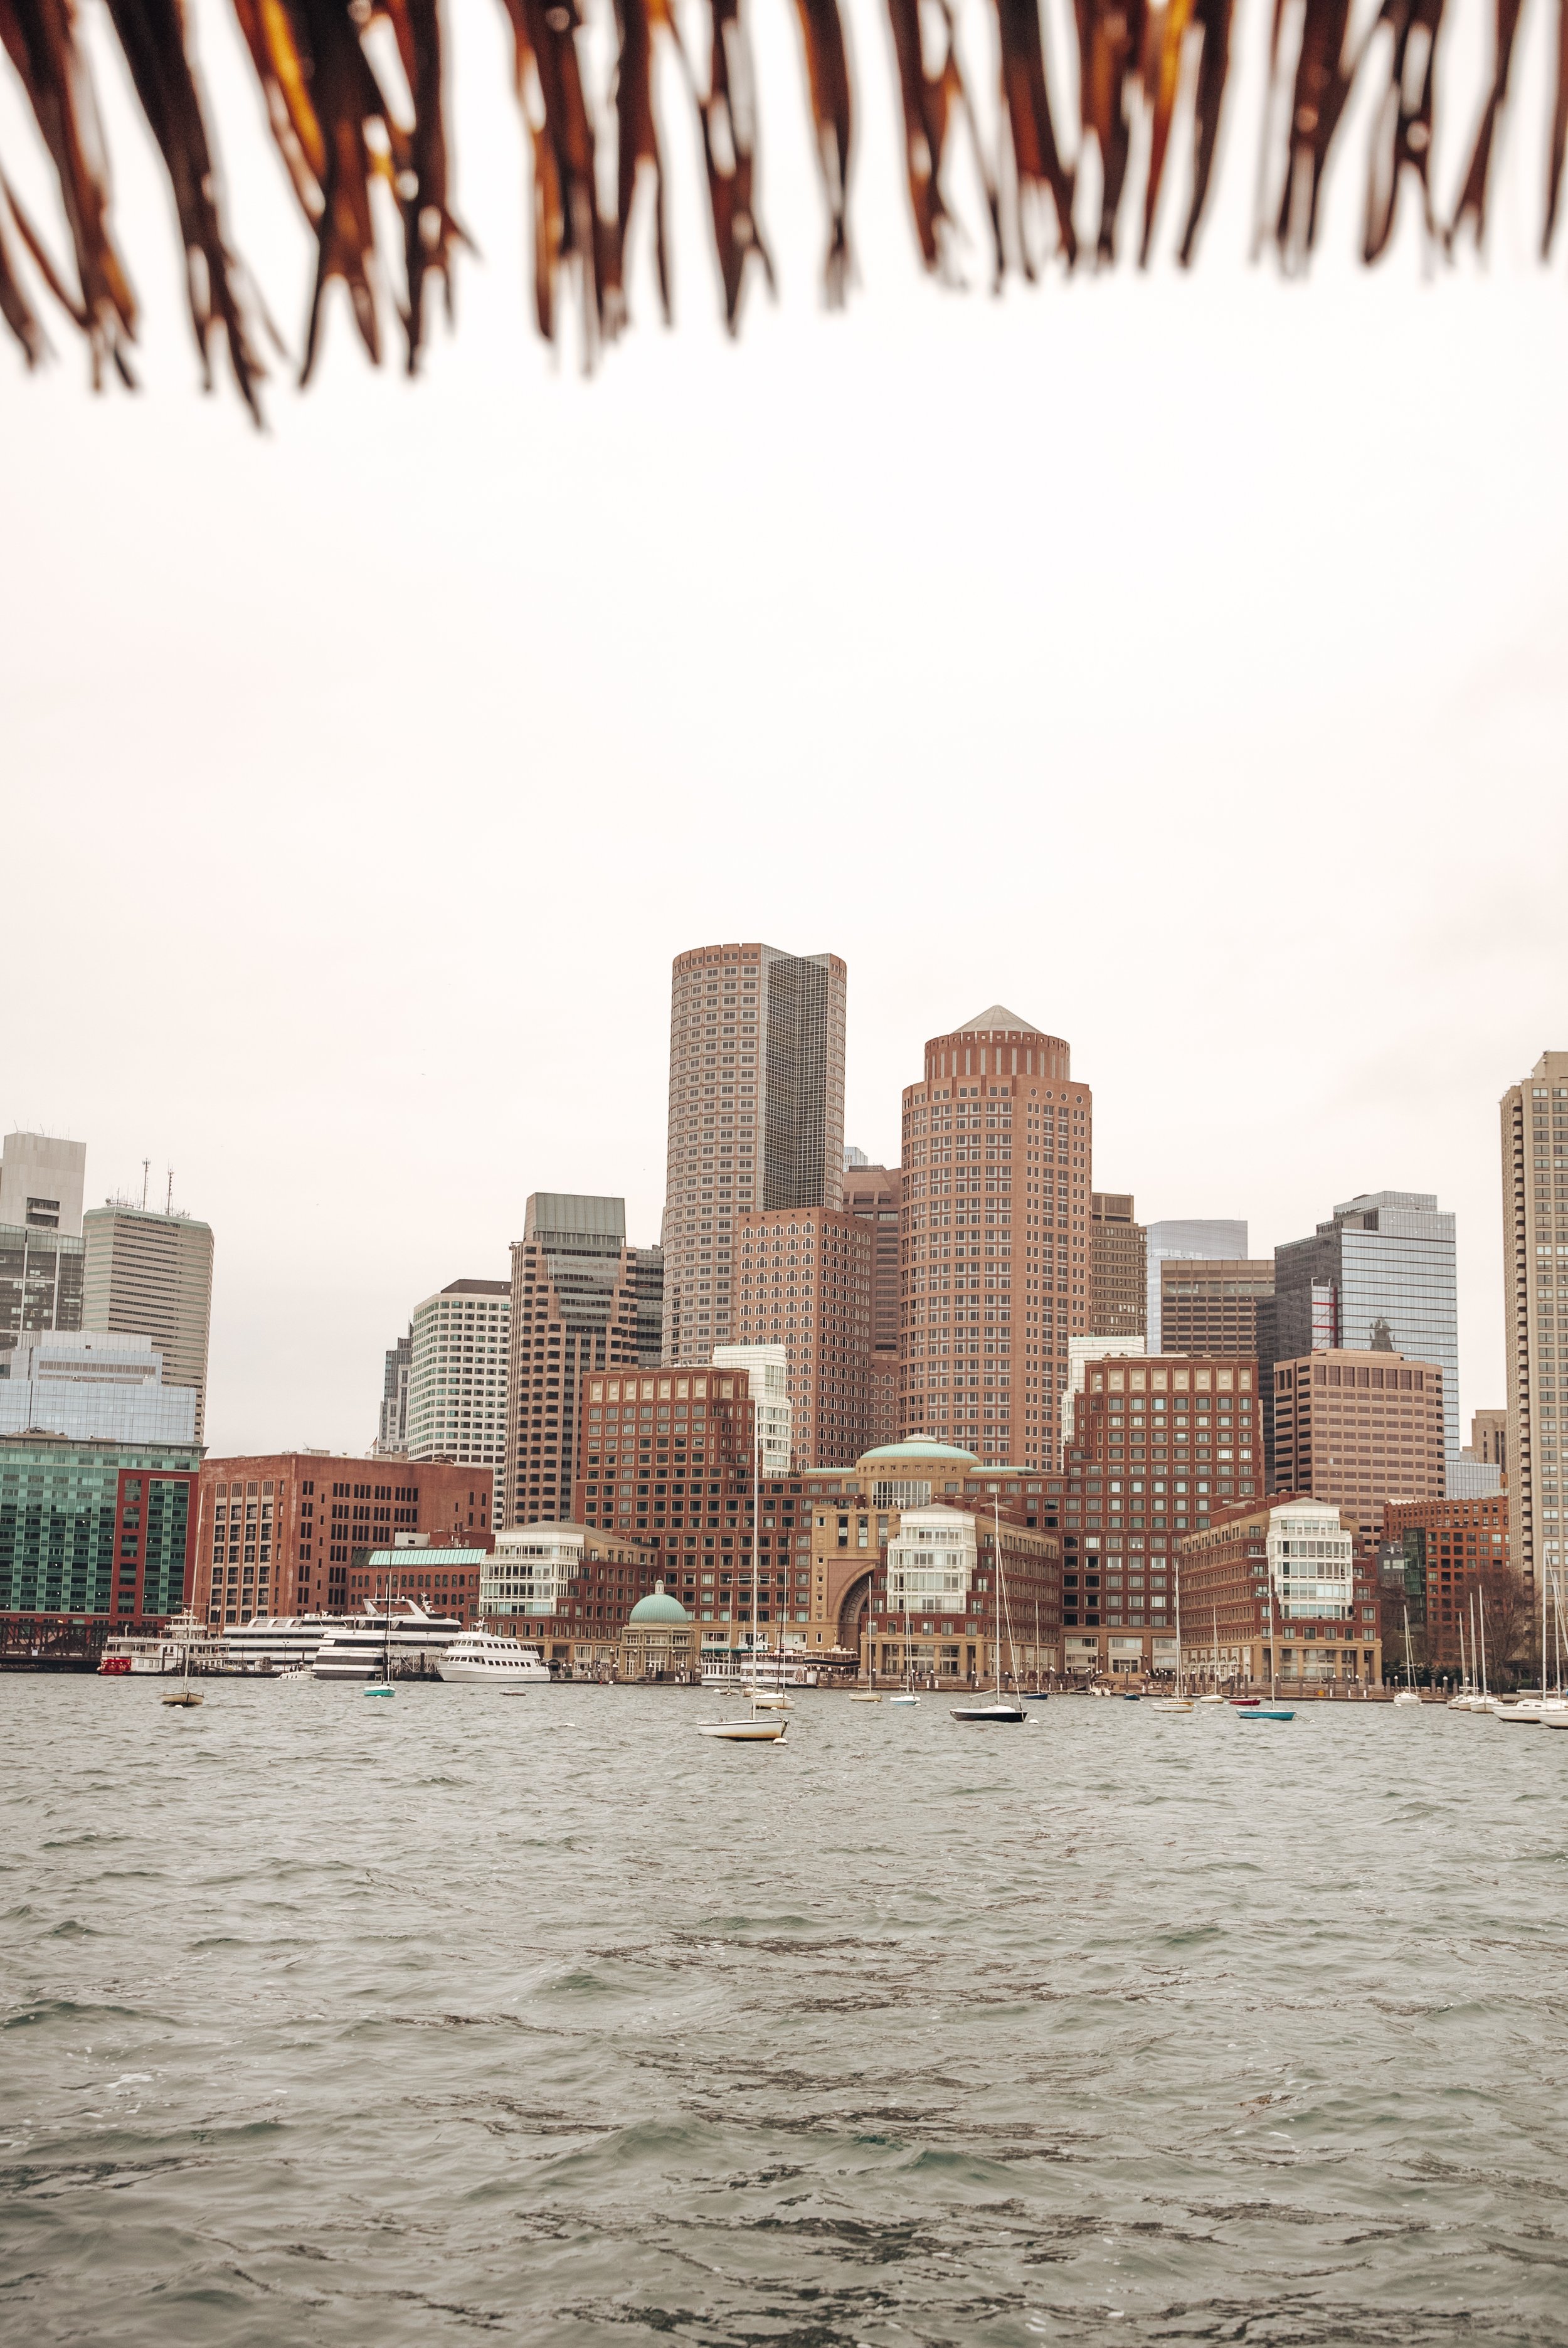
140,1157,150,1210
165,1168,173,1214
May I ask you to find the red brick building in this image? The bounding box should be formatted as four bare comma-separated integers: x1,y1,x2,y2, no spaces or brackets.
1271,1350,1446,1543
733,1206,872,1466
1382,1491,1512,1672
843,1161,903,1450
196,1453,492,1625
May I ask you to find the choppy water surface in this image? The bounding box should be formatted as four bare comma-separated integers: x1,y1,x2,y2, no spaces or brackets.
4,1682,1568,2347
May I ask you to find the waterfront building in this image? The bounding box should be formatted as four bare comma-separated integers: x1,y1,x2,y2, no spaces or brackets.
1090,1193,1145,1340
660,942,847,1365
842,1158,903,1449
1500,1053,1568,1603
193,1452,490,1624
898,1007,1091,1471
732,1206,871,1465
711,1344,793,1474
1269,1348,1446,1546
0,1332,196,1445
0,1430,201,1647
1382,1491,1511,1673
1060,1334,1148,1451
868,1493,1059,1689
360,1543,485,1627
1269,1191,1459,1469
81,1201,214,1442
1159,1258,1274,1359
618,1581,701,1681
1178,1495,1381,1686
482,1522,671,1674
377,1329,412,1452
1054,1353,1263,1676
504,1194,648,1528
1145,1219,1248,1354
1,1131,86,1238
406,1279,510,1476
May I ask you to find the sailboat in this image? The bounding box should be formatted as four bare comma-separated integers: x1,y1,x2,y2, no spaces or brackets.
951,1502,1025,1724
364,1582,397,1695
1150,1559,1194,1712
698,1428,788,1742
1197,1602,1226,1702
1238,1548,1295,1722
1022,1593,1049,1699
887,1582,920,1703
160,1612,204,1708
1392,1604,1422,1706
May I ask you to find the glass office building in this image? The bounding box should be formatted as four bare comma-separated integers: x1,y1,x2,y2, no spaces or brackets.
1271,1193,1459,1465
0,1433,200,1632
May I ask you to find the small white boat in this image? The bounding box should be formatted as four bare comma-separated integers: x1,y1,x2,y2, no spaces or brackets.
1541,1713,1568,1731
437,1630,551,1686
750,1691,792,1710
951,1701,1025,1725
1149,1698,1194,1713
1392,1690,1423,1708
696,1714,788,1741
849,1691,882,1704
888,1692,920,1706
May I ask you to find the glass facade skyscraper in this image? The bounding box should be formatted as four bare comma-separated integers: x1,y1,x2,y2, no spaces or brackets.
1271,1193,1459,1467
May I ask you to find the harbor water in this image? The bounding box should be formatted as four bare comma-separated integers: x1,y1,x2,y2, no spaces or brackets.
4,1681,1567,2345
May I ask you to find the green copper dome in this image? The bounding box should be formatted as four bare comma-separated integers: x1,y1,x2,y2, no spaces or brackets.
628,1580,691,1624
856,1438,981,1464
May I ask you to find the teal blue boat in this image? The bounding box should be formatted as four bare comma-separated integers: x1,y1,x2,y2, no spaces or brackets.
1239,1707,1295,1721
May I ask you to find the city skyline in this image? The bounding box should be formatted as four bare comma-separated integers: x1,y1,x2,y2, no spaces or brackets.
5,989,1538,1465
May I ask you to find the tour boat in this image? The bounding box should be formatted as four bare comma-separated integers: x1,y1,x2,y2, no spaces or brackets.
312,1597,462,1681
951,1500,1025,1724
101,1610,223,1677
437,1630,551,1686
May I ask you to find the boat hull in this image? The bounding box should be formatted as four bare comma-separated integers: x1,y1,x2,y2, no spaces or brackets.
950,1704,1025,1724
696,1719,788,1741
1239,1708,1296,1722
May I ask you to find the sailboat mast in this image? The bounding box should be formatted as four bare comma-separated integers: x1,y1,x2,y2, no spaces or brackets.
993,1499,1004,1701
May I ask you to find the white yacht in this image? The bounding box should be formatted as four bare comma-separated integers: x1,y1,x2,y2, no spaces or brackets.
312,1599,464,1682
437,1630,551,1685
223,1613,342,1672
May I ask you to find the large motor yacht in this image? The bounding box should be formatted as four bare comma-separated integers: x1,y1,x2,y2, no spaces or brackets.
311,1598,464,1681
436,1630,551,1685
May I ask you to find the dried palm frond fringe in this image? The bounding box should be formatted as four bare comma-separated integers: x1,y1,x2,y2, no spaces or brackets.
0,0,1560,415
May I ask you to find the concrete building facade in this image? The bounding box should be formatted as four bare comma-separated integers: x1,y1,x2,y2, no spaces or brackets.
1,1132,86,1238
81,1203,214,1442
1160,1258,1274,1360
1501,1053,1568,1603
732,1206,872,1466
898,1007,1091,1471
842,1159,903,1450
660,942,847,1365
504,1195,648,1528
1090,1193,1145,1340
1470,1408,1508,1469
378,1331,412,1453
1270,1347,1446,1546
1145,1219,1248,1354
711,1343,793,1474
406,1280,510,1475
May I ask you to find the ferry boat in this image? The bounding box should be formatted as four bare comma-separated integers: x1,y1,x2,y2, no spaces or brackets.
221,1612,344,1673
312,1598,463,1682
99,1610,225,1676
437,1630,551,1686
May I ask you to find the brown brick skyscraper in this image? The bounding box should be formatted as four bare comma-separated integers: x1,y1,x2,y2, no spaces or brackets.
734,1205,872,1465
843,1158,902,1448
661,943,847,1365
898,1007,1092,1470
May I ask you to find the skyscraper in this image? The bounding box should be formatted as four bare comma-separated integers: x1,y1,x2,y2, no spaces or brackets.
405,1280,510,1473
1270,1193,1459,1467
733,1206,872,1465
1,1132,87,1375
1160,1259,1274,1359
504,1194,647,1526
898,1006,1091,1469
1145,1219,1248,1354
81,1202,214,1442
377,1330,412,1452
1500,1053,1568,1602
1090,1193,1146,1339
842,1157,902,1448
660,942,847,1364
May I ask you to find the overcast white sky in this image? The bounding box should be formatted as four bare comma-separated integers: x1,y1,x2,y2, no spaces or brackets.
4,0,1566,1454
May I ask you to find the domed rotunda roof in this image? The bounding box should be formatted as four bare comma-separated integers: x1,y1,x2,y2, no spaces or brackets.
627,1580,692,1624
856,1438,980,1465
